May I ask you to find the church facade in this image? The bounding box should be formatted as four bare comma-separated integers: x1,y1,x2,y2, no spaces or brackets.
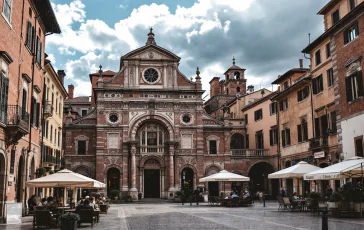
64,29,278,199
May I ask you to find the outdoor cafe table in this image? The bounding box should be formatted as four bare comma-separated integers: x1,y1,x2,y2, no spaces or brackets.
292,199,306,212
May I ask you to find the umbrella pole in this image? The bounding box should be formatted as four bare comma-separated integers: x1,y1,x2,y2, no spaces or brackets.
361,163,363,218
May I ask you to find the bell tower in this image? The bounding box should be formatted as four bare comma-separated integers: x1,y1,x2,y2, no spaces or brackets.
224,57,246,95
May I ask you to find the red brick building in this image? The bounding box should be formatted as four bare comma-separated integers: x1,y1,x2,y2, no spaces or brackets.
0,0,60,218
64,29,279,199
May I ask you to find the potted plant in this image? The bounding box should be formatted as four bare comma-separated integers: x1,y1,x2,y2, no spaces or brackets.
327,191,343,209
109,189,120,200
59,212,80,230
123,195,133,202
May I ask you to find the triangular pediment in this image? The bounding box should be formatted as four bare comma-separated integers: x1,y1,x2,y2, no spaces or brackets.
123,44,180,61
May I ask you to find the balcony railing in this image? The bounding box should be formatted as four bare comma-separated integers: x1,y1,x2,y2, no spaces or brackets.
230,149,270,158
6,105,30,132
309,136,328,150
44,101,53,118
140,146,164,154
43,154,57,165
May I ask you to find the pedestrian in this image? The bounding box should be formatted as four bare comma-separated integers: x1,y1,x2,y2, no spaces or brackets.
193,188,200,205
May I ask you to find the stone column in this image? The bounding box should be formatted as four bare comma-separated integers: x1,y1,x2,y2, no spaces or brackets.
129,142,138,199
167,143,176,199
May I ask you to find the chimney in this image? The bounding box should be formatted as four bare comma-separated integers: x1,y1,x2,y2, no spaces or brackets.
57,70,66,85
68,84,74,99
299,59,303,68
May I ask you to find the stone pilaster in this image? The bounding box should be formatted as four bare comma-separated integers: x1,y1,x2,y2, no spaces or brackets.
129,142,138,199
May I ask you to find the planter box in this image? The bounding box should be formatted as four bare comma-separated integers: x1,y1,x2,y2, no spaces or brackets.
353,202,364,213
61,221,77,230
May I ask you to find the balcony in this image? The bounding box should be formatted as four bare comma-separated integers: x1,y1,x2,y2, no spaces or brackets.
43,101,53,118
43,154,57,165
4,105,30,147
230,149,270,158
140,146,164,154
309,136,328,150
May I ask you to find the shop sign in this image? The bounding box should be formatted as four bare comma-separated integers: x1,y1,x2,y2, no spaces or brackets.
314,151,325,159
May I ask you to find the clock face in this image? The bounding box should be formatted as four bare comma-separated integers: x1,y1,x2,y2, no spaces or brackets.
182,115,191,124
143,68,159,83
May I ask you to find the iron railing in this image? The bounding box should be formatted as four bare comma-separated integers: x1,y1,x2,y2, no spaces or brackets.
309,136,328,150
5,105,30,131
231,149,270,158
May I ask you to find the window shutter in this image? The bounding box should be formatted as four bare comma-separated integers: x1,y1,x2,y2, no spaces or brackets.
274,129,278,144
285,98,288,109
254,111,257,121
0,75,9,123
245,114,248,124
345,77,353,102
281,130,286,147
297,125,302,142
297,91,301,102
36,102,40,127
357,71,363,97
246,135,249,148
321,115,328,136
260,109,263,119
315,118,321,137
279,100,283,111
303,122,308,141
286,128,291,145
313,79,317,94
269,129,273,146
319,75,324,92
26,21,32,48
331,111,337,132
31,26,36,53
354,22,359,37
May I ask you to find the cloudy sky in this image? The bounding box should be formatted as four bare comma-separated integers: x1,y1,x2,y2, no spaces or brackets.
46,0,327,97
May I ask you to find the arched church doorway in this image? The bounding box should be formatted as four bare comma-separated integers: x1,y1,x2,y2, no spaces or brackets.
181,167,194,188
144,159,161,198
206,166,220,196
16,155,24,202
249,162,277,197
107,168,120,198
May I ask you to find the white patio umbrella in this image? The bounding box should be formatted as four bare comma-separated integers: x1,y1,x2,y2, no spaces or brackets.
199,170,250,182
268,161,321,179
304,157,364,180
199,170,249,196
26,169,106,188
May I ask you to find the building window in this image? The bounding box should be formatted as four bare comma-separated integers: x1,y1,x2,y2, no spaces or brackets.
330,111,337,133
0,67,9,124
332,9,340,25
237,87,240,93
140,124,165,153
55,97,58,113
349,0,356,11
327,68,334,87
10,148,15,174
246,135,249,148
77,140,86,155
50,125,53,143
58,131,61,147
315,114,328,137
281,128,291,147
254,109,263,121
270,103,277,115
283,81,289,89
45,120,49,138
355,137,363,157
344,22,359,44
269,128,278,146
81,109,87,117
36,37,42,66
315,50,321,66
297,119,308,143
255,132,264,149
326,43,331,58
54,130,57,146
244,114,248,124
279,98,288,111
2,0,12,23
25,21,35,53
345,71,363,102
31,96,40,127
297,86,309,102
209,140,217,154
312,75,324,94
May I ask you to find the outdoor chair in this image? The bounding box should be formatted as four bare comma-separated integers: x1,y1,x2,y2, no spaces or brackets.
277,197,285,211
228,197,240,207
240,196,253,207
34,210,57,229
78,209,96,228
282,197,292,210
100,204,108,214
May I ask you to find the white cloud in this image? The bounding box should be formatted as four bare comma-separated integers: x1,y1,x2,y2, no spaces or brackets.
59,47,76,56
47,53,56,64
119,4,127,9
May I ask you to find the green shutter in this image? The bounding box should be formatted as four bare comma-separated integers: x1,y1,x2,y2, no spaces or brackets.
297,125,302,142
356,71,363,97
282,130,286,147
346,77,353,102
286,128,291,145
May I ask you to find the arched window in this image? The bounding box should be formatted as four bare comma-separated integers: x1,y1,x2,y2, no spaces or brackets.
234,72,240,79
139,124,165,153
237,87,241,93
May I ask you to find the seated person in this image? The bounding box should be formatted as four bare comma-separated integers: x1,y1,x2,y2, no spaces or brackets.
89,197,95,209
75,199,94,213
243,189,250,199
38,198,47,206
231,192,239,198
42,197,56,210
292,192,299,201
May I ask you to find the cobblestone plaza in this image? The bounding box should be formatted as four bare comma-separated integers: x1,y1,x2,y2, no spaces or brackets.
1,202,364,230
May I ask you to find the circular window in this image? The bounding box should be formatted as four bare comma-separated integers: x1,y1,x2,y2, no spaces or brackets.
109,114,118,123
143,68,159,83
182,114,191,124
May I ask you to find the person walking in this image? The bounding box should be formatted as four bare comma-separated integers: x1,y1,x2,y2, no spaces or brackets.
193,188,200,205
